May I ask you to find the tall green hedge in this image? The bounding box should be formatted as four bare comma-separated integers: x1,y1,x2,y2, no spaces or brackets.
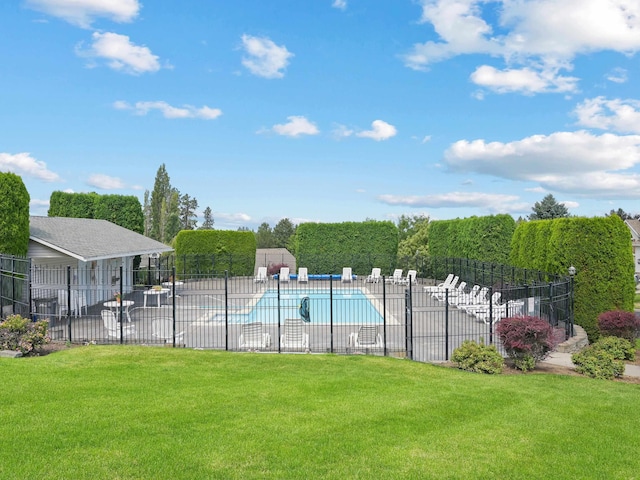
0,173,30,255
510,216,635,340
429,214,515,264
48,191,143,234
174,230,256,276
294,221,398,275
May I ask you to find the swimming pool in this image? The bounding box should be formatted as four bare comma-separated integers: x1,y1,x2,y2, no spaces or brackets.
207,289,385,324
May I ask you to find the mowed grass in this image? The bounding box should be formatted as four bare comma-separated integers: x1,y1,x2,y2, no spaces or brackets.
2,347,640,479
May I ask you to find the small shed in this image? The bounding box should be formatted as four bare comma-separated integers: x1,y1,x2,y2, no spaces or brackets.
28,216,172,307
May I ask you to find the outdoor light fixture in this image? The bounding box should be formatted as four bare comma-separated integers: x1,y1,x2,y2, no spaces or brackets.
568,265,576,276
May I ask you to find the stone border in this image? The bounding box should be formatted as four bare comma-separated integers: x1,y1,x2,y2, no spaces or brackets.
555,325,588,353
0,350,23,358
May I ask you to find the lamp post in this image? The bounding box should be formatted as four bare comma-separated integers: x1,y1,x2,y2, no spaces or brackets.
568,266,576,338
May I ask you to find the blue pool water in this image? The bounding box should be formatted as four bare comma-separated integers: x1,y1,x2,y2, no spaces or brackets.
209,289,384,324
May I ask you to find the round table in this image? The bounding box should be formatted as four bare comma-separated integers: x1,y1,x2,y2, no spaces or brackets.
103,300,134,322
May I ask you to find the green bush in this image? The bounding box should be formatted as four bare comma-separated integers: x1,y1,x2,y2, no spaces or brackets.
572,345,625,380
0,315,50,355
451,340,504,374
593,336,636,361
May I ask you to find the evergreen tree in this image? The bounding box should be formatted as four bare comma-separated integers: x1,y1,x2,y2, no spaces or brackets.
150,164,172,241
528,194,569,220
255,222,274,248
273,218,296,249
164,190,181,243
179,193,198,230
0,173,30,255
143,190,151,236
199,206,214,230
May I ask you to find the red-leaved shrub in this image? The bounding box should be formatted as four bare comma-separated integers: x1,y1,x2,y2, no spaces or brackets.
496,316,560,371
267,263,288,276
597,310,640,343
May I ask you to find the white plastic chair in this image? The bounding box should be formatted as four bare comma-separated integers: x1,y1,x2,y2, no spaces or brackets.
279,267,290,283
348,325,383,350
341,267,353,283
254,267,268,283
280,318,309,351
239,322,271,350
101,310,135,339
298,267,309,283
152,317,184,344
365,268,381,283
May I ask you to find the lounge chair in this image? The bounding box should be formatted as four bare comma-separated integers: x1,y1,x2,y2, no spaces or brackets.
461,292,502,315
434,281,467,302
397,269,417,286
385,269,403,284
254,266,268,283
239,322,271,350
365,267,381,283
423,274,456,292
57,289,70,319
449,284,480,306
279,267,290,283
348,325,383,350
298,267,309,283
152,317,185,344
101,309,135,339
280,318,309,351
341,267,353,283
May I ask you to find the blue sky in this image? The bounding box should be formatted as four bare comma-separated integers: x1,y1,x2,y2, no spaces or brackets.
3,0,640,230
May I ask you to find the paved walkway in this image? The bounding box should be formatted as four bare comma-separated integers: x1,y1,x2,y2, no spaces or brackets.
542,351,640,378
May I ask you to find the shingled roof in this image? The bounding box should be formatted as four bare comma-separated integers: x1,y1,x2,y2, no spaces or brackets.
29,216,173,262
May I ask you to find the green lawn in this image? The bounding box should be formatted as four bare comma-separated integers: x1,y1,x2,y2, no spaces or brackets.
2,346,640,479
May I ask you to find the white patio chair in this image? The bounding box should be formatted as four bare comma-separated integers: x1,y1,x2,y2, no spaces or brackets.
298,267,309,283
152,317,184,344
385,269,403,284
280,318,309,351
365,267,381,283
423,274,456,292
239,322,271,350
279,267,290,283
348,325,383,350
434,281,467,302
254,266,268,283
101,310,135,339
341,267,353,283
397,270,417,286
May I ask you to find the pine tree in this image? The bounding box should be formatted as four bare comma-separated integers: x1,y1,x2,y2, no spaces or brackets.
199,207,214,230
529,194,569,220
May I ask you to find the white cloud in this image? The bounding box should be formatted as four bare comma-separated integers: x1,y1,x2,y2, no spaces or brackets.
378,192,527,213
332,0,347,10
114,100,222,119
264,116,319,137
421,135,432,143
470,65,578,94
0,152,60,182
574,97,640,134
241,34,293,79
606,67,628,83
87,174,125,189
444,130,640,197
77,32,162,75
26,0,139,28
331,124,354,139
216,212,252,224
356,120,397,141
404,0,640,95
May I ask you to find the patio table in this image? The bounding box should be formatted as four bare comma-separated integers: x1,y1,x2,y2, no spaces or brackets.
103,300,134,322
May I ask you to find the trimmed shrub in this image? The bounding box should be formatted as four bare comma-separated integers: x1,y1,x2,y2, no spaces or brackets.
0,315,50,355
451,340,504,374
594,336,636,362
268,263,288,276
572,345,625,380
597,310,640,343
496,316,558,372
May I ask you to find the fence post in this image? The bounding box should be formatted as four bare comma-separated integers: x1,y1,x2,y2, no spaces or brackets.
67,266,73,343
277,275,281,353
405,289,412,360
382,276,387,356
172,265,177,347
119,266,124,344
445,288,449,361
330,275,334,353
224,271,229,351
488,286,493,345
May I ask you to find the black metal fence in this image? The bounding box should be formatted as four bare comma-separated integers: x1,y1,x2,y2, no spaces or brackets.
1,255,574,363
